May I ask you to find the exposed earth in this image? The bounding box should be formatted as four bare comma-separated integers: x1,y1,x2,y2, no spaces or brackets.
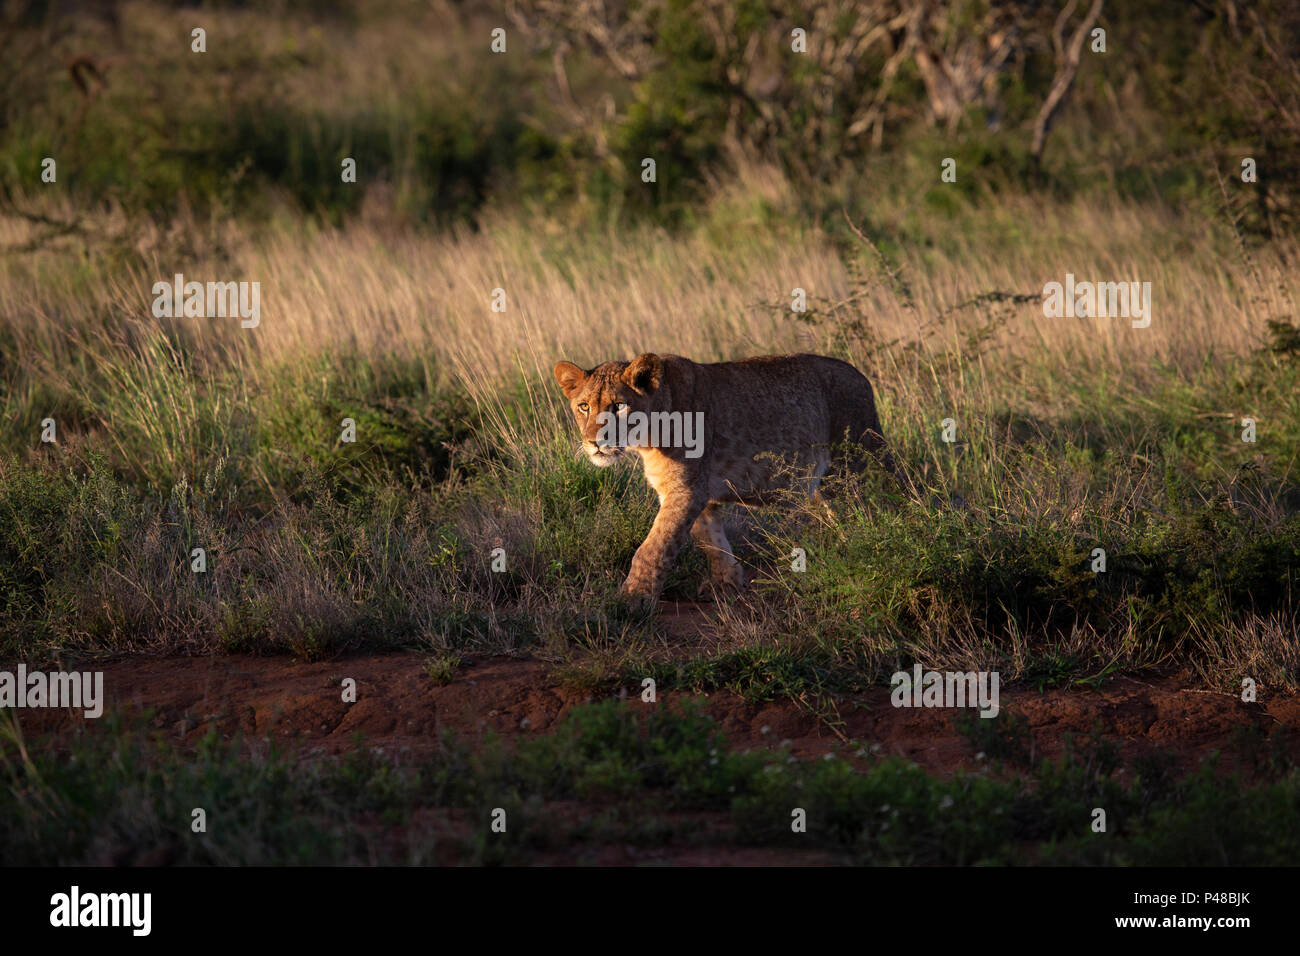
9,596,1298,865
14,650,1297,778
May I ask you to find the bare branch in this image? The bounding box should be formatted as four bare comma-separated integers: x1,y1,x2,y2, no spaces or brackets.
1031,0,1104,159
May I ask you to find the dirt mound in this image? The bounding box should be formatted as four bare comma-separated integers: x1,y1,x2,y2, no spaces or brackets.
9,652,1297,776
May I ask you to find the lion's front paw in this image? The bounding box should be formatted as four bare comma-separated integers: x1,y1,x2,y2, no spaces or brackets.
717,566,746,590
618,576,661,611
616,580,660,616
697,568,745,599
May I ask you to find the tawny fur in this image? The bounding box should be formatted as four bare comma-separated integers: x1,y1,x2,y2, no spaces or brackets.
553,353,900,601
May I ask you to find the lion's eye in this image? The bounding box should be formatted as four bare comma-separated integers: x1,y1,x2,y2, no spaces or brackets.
613,403,628,414
577,403,589,415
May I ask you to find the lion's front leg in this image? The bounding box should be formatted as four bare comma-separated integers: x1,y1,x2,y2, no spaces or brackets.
690,503,745,591
620,493,708,601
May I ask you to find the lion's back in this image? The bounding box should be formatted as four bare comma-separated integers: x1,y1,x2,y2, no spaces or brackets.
652,353,884,498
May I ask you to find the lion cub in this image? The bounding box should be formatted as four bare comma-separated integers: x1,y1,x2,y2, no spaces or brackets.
553,352,900,601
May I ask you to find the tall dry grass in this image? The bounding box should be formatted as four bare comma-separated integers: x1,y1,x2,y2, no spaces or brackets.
4,161,1295,465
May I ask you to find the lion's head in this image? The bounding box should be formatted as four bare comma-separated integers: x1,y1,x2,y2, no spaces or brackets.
552,353,664,467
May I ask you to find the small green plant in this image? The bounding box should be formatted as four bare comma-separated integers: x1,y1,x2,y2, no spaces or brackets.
424,651,465,686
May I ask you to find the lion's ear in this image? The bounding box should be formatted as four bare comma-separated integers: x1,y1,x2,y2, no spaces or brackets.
622,353,662,394
553,361,587,398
